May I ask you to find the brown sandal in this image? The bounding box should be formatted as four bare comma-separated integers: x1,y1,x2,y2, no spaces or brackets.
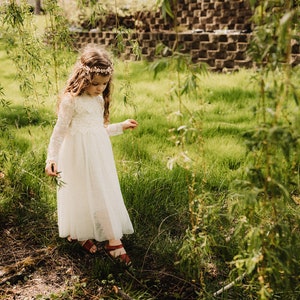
67,236,98,254
80,240,98,254
104,243,131,266
67,237,97,254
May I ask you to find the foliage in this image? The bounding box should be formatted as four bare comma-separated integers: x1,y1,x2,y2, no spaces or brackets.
0,0,49,119
157,0,175,19
0,41,260,298
229,1,300,299
149,1,300,299
0,84,10,133
1,0,300,299
43,0,75,95
0,0,74,121
58,0,157,30
149,25,219,296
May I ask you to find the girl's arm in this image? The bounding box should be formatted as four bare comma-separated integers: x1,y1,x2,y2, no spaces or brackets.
106,119,138,136
45,95,74,176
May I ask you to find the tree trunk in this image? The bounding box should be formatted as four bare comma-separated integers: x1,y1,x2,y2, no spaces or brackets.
35,0,42,15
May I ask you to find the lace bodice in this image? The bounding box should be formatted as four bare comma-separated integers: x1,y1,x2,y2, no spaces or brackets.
46,94,123,163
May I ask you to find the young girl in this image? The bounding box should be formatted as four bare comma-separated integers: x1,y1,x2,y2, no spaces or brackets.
45,44,138,266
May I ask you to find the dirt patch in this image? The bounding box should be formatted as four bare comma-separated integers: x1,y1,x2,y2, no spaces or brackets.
1,228,80,299
0,225,109,299
3,269,71,300
0,223,200,300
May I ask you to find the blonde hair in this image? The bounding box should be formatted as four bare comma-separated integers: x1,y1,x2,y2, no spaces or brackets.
60,44,114,124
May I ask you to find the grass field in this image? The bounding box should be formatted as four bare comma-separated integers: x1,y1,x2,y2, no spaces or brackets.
1,29,300,298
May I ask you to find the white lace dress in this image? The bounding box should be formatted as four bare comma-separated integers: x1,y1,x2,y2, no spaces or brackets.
46,93,134,242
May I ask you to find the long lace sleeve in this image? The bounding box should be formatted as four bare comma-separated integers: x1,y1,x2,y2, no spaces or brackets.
106,123,123,136
46,96,74,163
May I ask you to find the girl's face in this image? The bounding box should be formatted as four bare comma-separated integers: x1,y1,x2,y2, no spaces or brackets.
85,75,111,97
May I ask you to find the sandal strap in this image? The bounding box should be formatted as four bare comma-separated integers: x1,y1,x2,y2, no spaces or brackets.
104,243,132,266
105,243,124,251
119,253,131,265
82,239,97,253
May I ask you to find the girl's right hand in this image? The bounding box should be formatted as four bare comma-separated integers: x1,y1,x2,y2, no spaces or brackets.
45,161,58,176
121,119,138,130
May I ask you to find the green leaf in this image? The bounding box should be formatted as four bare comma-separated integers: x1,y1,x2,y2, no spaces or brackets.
161,0,174,20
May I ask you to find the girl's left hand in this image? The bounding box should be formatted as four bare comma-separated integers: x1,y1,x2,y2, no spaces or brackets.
122,119,138,130
45,161,58,176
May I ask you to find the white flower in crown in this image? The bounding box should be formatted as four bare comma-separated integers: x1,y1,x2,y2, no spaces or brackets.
80,63,113,75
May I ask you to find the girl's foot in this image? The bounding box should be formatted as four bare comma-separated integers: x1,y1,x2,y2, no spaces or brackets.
80,240,98,254
67,236,97,254
104,243,131,266
67,236,76,243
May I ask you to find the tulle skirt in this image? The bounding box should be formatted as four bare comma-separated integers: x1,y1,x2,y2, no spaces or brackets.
56,127,133,242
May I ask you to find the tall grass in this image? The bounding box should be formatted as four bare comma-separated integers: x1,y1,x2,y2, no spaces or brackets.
1,40,300,298
0,36,255,284
1,2,300,298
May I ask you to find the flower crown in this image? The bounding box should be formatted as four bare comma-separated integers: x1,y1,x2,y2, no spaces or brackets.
80,63,113,75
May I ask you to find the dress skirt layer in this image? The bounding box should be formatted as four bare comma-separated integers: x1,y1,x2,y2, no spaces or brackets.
57,126,134,242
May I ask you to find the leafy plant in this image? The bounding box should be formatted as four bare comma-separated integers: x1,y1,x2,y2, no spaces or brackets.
43,0,75,95
0,1,48,120
148,16,219,294
229,1,300,299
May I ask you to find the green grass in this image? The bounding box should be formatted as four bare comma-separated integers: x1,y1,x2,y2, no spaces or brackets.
1,38,300,299
109,64,259,200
